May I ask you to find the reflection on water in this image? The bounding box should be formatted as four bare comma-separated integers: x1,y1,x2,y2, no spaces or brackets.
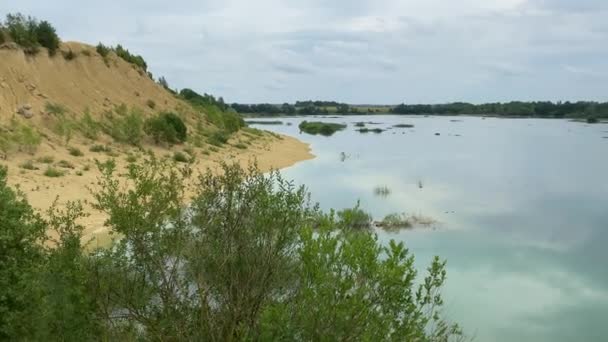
250,115,608,342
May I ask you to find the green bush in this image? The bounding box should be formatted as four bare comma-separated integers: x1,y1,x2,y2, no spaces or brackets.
43,166,64,177
144,112,187,145
172,151,189,163
68,147,83,157
103,107,144,145
146,99,156,109
79,108,99,140
208,130,229,146
337,202,373,230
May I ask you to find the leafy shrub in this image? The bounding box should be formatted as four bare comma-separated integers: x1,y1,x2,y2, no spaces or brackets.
146,99,156,109
14,124,42,154
208,130,229,146
79,109,99,140
172,151,189,163
144,112,187,145
46,103,75,144
81,49,91,57
103,107,144,145
234,142,247,149
337,202,373,230
43,166,64,177
68,147,83,157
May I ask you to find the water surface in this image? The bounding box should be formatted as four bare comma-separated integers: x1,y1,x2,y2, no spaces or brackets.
250,115,608,342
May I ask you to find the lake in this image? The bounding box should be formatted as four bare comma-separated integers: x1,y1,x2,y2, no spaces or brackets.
248,115,608,342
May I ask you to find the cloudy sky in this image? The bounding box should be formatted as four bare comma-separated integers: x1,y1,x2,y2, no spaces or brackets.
5,0,608,104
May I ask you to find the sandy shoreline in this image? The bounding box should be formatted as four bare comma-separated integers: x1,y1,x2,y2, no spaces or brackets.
4,133,314,245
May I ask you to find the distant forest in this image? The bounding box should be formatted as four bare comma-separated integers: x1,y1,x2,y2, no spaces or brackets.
231,101,608,119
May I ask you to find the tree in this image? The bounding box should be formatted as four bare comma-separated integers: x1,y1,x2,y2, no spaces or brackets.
0,166,46,339
35,20,60,55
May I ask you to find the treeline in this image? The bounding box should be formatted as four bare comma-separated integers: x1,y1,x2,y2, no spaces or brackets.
231,100,608,118
231,102,360,115
0,160,463,341
393,101,608,118
0,13,60,55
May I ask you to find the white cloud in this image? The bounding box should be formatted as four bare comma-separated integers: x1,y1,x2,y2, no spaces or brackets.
3,0,608,103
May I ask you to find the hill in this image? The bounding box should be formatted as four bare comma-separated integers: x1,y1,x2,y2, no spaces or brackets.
0,18,313,243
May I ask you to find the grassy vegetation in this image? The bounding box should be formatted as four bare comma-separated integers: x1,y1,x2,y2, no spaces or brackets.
89,144,111,153
234,142,247,150
298,121,347,136
146,99,156,109
19,160,38,170
79,109,100,140
393,124,415,128
337,202,373,230
56,160,74,169
172,151,190,163
208,130,229,147
43,166,64,177
101,105,144,145
0,121,42,155
68,147,83,157
355,122,366,127
36,156,54,164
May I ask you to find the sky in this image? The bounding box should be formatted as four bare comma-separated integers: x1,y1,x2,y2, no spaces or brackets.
4,0,608,104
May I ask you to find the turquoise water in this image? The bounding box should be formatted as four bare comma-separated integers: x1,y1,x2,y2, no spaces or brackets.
249,115,608,342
